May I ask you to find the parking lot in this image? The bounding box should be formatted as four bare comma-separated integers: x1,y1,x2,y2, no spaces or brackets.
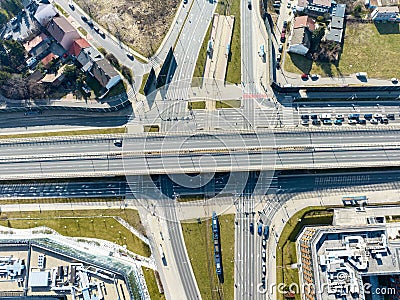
294,103,400,127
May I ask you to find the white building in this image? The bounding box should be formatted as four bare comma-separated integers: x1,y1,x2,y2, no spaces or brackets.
371,6,400,21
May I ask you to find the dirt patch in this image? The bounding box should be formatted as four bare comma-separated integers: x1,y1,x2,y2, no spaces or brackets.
76,0,180,57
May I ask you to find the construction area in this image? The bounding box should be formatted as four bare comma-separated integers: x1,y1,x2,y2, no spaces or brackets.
203,14,235,82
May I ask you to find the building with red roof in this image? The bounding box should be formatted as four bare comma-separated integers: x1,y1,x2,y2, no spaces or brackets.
68,38,90,57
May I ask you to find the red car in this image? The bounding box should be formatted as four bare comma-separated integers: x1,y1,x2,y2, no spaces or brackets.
301,73,309,80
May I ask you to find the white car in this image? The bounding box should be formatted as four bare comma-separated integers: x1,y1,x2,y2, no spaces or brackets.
370,119,378,124
348,119,357,124
262,250,266,260
262,263,266,274
373,113,383,119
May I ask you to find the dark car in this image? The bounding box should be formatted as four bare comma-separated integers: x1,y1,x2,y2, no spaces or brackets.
334,119,343,125
364,113,373,119
311,114,318,119
261,277,266,288
87,19,94,27
387,113,395,120
114,139,123,147
283,20,288,28
81,15,88,22
278,43,283,52
301,114,309,119
381,118,389,124
250,222,254,234
69,3,75,10
358,119,366,125
126,52,135,60
258,224,263,236
312,120,321,125
280,33,286,42
276,62,280,69
183,0,188,3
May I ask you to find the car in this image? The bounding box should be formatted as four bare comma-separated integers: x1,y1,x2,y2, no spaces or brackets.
184,0,188,3
273,3,281,7
262,250,266,260
126,52,135,60
323,119,332,125
348,113,360,119
381,118,388,124
261,277,266,288
262,239,266,248
336,114,344,119
373,113,383,119
287,2,291,8
262,263,266,274
312,120,321,125
93,25,99,32
87,19,93,27
356,72,367,78
114,139,123,147
348,119,357,124
278,43,283,52
301,73,308,80
248,0,252,9
282,27,286,34
301,120,309,125
364,113,373,119
280,32,286,42
98,30,106,38
370,118,378,124
283,21,288,28
250,222,254,233
277,54,281,62
276,62,280,69
301,114,309,119
391,78,398,84
358,119,366,125
311,114,318,119
69,2,75,10
81,15,88,22
258,224,263,236
334,119,342,125
263,226,269,239
387,113,395,120
311,74,319,80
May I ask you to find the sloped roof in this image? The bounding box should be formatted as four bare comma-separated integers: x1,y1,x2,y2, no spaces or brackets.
312,0,332,7
92,58,119,87
23,33,48,52
41,52,58,66
294,16,316,31
68,38,90,56
291,27,312,47
47,16,77,44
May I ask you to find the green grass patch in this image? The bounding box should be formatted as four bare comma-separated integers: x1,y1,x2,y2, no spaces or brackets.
182,214,235,300
142,267,165,300
78,27,88,37
139,73,150,95
217,0,241,84
188,101,206,110
276,206,333,300
284,23,400,79
216,99,241,109
192,23,212,87
0,209,150,257
144,125,160,132
0,127,126,139
54,3,69,17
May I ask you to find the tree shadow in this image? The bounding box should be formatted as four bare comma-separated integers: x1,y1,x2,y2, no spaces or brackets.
374,23,400,35
287,53,313,74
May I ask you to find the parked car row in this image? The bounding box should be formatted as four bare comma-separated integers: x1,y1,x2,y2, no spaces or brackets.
300,113,395,126
258,221,269,288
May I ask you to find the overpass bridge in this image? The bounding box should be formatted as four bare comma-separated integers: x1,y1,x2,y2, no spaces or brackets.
0,128,400,179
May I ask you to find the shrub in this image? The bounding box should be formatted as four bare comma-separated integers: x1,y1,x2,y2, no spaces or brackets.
121,65,133,84
105,53,120,70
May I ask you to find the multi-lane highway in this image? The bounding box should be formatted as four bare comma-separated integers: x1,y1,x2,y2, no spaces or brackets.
2,129,400,178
